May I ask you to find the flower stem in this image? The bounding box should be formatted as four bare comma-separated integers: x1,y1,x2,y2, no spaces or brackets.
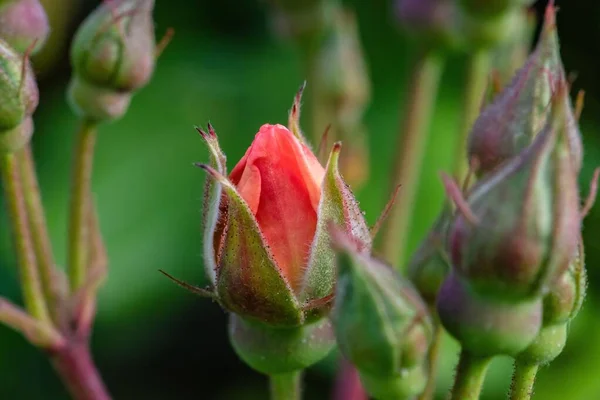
269,371,302,400
18,144,65,321
453,50,492,181
509,361,539,400
450,350,491,400
334,359,367,400
0,152,51,324
67,119,97,291
51,339,111,400
380,50,444,266
418,320,443,400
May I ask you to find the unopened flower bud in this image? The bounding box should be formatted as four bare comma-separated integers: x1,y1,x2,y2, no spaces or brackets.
437,272,542,356
331,229,433,399
69,0,156,122
0,0,49,54
516,242,587,366
0,38,37,153
407,207,451,306
313,8,371,187
450,86,580,300
395,0,463,51
267,0,336,50
191,92,372,374
468,3,582,175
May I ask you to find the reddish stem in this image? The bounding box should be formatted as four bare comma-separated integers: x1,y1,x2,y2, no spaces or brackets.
334,360,367,400
50,339,111,400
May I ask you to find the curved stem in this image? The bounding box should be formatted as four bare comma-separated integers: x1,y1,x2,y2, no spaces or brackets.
0,153,51,324
453,50,492,181
509,361,538,400
380,50,444,266
51,339,111,400
67,119,97,291
18,144,65,322
450,350,491,400
418,320,443,400
269,371,302,400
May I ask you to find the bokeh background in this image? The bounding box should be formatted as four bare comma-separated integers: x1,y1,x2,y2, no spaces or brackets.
1,0,599,398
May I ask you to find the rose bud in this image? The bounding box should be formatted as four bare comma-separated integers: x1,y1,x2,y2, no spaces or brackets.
395,0,464,51
437,271,542,356
313,8,371,188
0,0,49,54
331,227,433,400
407,206,451,306
467,3,583,175
194,93,371,374
517,242,587,366
449,84,580,301
68,0,156,122
0,38,38,153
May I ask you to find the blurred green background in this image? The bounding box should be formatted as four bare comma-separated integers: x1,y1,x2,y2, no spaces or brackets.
1,0,600,398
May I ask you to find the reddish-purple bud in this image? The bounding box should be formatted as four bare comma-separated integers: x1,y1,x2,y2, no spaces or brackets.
0,0,49,54
449,85,581,301
467,4,583,175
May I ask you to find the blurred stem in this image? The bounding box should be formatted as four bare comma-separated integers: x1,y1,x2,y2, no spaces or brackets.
509,361,538,400
51,339,111,400
269,371,302,400
334,359,367,400
418,320,443,400
450,350,491,400
0,152,51,324
380,50,444,266
18,144,64,321
453,50,492,181
67,119,97,292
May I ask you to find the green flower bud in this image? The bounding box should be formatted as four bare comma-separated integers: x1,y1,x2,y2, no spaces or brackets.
459,0,535,18
407,207,451,306
395,0,464,51
0,38,37,153
516,242,587,366
437,272,542,356
462,7,526,50
267,0,336,50
449,86,581,300
543,242,586,326
0,0,49,54
331,229,433,399
467,3,582,175
69,0,156,122
228,314,335,374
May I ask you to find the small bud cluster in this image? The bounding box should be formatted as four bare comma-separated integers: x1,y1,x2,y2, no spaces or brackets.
69,0,157,122
0,39,38,153
418,4,593,361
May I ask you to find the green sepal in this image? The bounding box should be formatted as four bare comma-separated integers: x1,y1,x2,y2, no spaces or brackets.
228,313,335,374
331,230,432,377
197,165,303,327
359,365,428,400
300,143,370,307
516,323,567,366
197,124,227,285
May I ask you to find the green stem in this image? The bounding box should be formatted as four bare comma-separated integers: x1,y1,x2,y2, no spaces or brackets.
418,320,443,400
18,144,65,321
450,350,491,400
0,153,51,324
269,371,302,400
380,50,444,266
67,119,97,292
453,50,492,181
509,361,538,400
